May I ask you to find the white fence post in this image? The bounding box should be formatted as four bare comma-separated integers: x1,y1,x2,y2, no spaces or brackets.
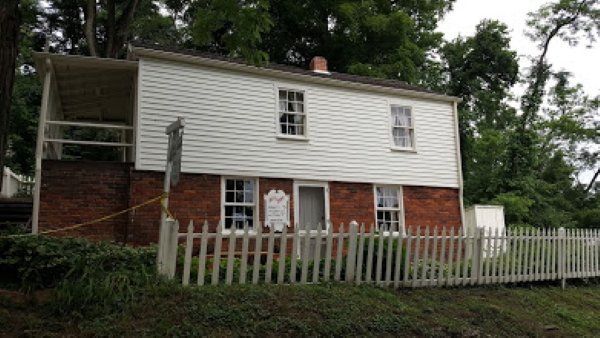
166,219,180,279
345,221,358,282
558,227,566,289
182,220,194,286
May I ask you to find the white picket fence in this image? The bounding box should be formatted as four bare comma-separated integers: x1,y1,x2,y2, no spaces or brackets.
157,220,600,288
1,167,34,198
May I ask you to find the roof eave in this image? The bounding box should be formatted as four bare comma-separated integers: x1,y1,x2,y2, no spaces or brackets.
129,46,461,103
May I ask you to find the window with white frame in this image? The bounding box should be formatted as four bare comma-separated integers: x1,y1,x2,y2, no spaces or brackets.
390,105,414,149
375,186,404,233
223,178,257,230
278,89,306,136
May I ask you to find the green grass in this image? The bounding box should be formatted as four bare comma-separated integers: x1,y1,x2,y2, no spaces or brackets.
2,281,600,337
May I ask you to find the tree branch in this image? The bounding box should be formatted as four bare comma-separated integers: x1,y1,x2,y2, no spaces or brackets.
105,0,116,58
107,0,141,58
584,167,600,193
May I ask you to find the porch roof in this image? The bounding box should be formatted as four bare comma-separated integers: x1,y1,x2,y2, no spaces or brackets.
32,52,138,122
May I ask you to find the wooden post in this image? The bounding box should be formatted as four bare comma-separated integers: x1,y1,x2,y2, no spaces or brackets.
167,219,180,279
345,221,358,282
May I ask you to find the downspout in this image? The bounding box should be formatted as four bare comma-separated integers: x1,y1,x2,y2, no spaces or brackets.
31,58,52,234
452,100,466,228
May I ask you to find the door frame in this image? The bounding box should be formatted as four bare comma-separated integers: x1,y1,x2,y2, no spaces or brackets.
293,180,330,233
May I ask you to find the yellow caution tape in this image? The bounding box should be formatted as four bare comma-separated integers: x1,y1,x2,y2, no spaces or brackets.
1,192,174,239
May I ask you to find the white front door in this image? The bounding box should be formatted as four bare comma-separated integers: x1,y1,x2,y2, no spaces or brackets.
294,181,329,259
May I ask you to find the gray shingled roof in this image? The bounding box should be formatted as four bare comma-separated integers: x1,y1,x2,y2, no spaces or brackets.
131,43,444,96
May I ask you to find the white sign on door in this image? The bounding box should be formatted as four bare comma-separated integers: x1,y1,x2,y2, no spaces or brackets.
264,189,289,232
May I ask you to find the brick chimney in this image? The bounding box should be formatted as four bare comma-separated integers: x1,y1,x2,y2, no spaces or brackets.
309,56,330,74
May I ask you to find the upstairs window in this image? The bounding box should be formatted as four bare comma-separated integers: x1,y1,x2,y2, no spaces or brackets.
390,105,414,149
278,89,306,137
223,178,257,231
375,185,404,233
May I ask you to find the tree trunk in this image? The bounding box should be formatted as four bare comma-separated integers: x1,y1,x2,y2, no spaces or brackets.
84,0,98,56
105,0,116,58
107,0,141,58
0,0,20,188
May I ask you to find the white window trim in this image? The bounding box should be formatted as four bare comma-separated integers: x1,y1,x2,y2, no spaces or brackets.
388,103,417,152
293,180,330,235
274,84,309,140
220,176,259,235
373,184,406,236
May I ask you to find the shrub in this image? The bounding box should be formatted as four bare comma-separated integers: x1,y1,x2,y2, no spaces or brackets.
0,235,156,291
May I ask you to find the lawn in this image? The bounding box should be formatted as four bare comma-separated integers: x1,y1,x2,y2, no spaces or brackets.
2,282,599,337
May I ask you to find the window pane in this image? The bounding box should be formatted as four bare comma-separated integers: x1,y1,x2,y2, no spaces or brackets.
226,180,234,190
296,92,304,102
235,180,244,190
279,90,287,100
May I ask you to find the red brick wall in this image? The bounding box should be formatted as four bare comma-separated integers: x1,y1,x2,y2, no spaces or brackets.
39,161,462,246
127,171,220,245
39,160,132,241
403,186,462,232
329,181,374,231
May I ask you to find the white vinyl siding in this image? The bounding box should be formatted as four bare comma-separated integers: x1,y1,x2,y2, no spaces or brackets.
136,57,460,188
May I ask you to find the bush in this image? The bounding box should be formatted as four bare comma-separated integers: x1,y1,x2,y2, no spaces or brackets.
0,235,156,291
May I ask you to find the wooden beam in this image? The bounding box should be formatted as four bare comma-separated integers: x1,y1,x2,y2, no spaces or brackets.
45,120,133,130
45,138,133,147
32,58,53,234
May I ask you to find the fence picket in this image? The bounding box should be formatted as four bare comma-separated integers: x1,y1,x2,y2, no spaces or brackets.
393,227,404,289
430,226,439,287
313,226,323,283
277,226,288,284
403,227,412,287
346,221,359,282
420,226,430,286
334,224,345,282
324,223,334,281
265,226,275,284
252,224,263,284
301,227,310,283
182,220,195,286
375,226,385,285
355,224,366,284
197,221,209,286
211,223,223,285
385,225,395,286
290,224,300,283
366,225,375,284
239,225,250,284
225,229,236,285
446,227,455,286
455,227,463,286
411,226,421,288
463,227,471,286
437,227,447,287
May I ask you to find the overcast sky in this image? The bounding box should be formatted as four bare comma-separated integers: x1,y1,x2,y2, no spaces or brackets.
439,0,600,95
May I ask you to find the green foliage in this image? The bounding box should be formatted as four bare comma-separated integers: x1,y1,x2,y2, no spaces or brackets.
0,235,156,291
189,0,273,64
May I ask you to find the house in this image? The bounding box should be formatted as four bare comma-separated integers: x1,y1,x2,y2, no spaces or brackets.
31,44,463,244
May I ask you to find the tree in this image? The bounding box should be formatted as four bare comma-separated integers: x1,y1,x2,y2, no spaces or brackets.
0,0,21,188
441,20,519,203
44,0,177,58
506,0,600,181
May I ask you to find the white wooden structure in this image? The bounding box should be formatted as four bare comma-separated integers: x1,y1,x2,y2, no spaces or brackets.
465,205,506,258
30,53,137,233
31,45,465,236
162,222,600,288
1,167,34,198
133,49,461,189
